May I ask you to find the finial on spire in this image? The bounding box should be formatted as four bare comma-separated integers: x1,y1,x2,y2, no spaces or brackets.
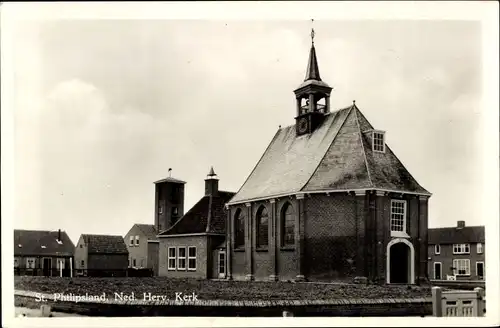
168,168,172,177
208,166,216,177
311,19,315,45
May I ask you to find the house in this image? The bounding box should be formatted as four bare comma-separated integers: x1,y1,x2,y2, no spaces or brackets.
157,168,235,279
225,29,431,284
14,229,75,277
124,224,159,275
428,221,485,281
74,234,129,277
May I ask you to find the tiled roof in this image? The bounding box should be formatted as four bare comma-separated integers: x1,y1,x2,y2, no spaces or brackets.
228,105,430,204
14,229,75,257
428,226,485,244
154,177,186,184
159,191,235,236
81,234,129,254
134,224,158,241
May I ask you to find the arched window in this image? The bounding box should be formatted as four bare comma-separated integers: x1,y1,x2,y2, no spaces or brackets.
256,206,269,249
281,203,295,247
234,209,245,249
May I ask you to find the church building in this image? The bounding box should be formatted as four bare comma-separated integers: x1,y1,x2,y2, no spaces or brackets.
225,30,431,284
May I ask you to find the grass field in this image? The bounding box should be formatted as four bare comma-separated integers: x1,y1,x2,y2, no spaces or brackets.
15,276,432,301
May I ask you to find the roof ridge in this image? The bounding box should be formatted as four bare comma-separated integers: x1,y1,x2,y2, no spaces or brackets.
353,106,374,188
205,195,214,233
228,128,282,204
300,105,355,192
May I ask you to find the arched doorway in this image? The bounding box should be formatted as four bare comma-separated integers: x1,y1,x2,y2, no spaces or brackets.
386,238,415,284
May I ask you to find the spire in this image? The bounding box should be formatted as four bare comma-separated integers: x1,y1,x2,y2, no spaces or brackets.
304,27,321,82
207,166,216,177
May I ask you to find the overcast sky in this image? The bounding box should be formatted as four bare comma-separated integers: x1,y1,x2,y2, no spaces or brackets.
11,19,484,243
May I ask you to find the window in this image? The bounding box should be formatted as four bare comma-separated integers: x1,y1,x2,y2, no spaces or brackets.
129,236,134,246
234,209,245,249
26,258,36,269
435,244,440,255
453,244,470,254
453,259,470,276
256,206,269,249
476,262,484,279
372,131,385,153
81,260,84,266
188,247,197,271
390,200,407,236
172,207,178,216
158,206,163,214
168,247,176,270
140,259,144,267
218,251,226,277
135,235,139,246
281,203,295,247
133,259,136,267
477,243,483,254
80,244,83,248
177,247,186,270
14,258,19,268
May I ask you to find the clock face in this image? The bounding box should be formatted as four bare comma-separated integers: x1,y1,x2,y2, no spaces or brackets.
298,118,308,133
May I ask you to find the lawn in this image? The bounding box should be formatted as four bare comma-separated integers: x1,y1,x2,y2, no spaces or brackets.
15,276,432,301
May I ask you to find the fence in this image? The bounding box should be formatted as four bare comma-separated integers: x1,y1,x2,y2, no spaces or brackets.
14,268,73,277
432,286,485,317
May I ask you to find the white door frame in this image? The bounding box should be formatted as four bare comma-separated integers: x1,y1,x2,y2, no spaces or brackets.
218,250,226,278
386,238,415,284
434,262,442,280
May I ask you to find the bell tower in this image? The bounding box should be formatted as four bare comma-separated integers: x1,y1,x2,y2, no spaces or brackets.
294,27,333,136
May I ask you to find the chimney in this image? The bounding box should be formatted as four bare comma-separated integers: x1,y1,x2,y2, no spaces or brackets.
457,221,465,229
58,229,61,241
205,166,219,196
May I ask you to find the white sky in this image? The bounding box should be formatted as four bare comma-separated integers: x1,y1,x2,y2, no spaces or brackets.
3,8,491,245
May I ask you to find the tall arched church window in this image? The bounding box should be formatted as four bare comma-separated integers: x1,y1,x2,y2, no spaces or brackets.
234,209,245,249
281,203,295,247
256,206,269,249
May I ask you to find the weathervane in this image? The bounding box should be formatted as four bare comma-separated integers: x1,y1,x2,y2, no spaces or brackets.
311,19,315,45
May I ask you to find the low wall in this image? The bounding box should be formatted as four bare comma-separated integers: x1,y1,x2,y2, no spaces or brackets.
15,290,432,317
430,280,486,291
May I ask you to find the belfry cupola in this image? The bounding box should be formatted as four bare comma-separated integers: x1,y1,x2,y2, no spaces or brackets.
294,28,333,136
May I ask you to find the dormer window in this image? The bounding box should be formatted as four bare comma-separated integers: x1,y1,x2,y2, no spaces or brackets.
18,244,22,248
372,131,386,153
56,239,63,245
41,245,46,249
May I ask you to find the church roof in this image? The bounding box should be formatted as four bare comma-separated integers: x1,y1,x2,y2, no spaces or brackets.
228,104,430,205
158,191,236,236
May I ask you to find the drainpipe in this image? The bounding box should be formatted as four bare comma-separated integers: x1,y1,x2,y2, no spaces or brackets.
70,257,73,278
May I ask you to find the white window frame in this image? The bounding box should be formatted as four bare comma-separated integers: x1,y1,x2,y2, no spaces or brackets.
433,262,442,280
453,243,470,254
477,242,483,254
129,236,134,246
177,247,187,271
167,247,176,270
434,244,440,255
390,199,408,237
135,235,140,246
26,257,36,269
453,259,471,276
476,261,484,279
218,250,226,278
372,130,386,153
188,246,197,271
158,206,163,214
14,258,19,268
